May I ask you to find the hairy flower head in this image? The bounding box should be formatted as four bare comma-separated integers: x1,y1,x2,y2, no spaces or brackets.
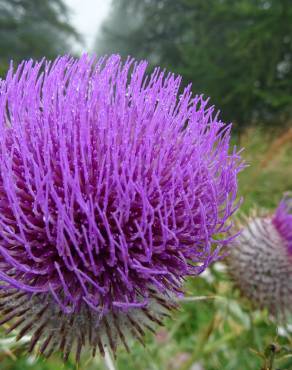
228,196,292,318
0,55,242,361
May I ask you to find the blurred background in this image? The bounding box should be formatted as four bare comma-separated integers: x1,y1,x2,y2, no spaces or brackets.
0,0,292,369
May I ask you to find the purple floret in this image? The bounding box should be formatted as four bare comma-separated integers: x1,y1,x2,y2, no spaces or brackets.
272,197,292,254
0,54,243,314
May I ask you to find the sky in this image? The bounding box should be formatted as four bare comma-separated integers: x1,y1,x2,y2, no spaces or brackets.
65,0,112,52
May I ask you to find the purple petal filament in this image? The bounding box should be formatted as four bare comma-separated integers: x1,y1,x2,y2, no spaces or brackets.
272,197,292,254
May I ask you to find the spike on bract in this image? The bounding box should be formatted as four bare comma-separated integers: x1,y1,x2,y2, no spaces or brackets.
0,54,243,361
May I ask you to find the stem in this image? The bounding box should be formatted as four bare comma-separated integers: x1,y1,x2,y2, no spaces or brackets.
261,343,280,370
104,347,116,370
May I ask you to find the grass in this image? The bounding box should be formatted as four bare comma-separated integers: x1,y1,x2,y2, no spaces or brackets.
1,127,292,370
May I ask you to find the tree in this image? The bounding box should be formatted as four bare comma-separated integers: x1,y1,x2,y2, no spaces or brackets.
0,0,81,75
95,0,292,128
95,0,144,60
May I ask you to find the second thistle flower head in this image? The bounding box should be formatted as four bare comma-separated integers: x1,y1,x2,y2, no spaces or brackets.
228,196,292,318
0,55,242,361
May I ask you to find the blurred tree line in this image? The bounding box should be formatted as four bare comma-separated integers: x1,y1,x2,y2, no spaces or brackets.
0,0,80,76
96,0,292,129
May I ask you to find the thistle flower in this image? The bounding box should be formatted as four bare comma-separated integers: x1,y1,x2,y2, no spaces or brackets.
228,197,292,317
0,55,242,361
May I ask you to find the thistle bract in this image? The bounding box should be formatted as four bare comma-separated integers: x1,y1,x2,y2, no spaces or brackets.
0,55,242,361
229,197,292,318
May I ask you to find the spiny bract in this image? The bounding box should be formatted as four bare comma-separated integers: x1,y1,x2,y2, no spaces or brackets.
228,197,292,318
0,55,242,362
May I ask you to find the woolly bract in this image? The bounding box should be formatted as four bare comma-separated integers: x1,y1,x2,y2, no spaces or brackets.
229,198,292,318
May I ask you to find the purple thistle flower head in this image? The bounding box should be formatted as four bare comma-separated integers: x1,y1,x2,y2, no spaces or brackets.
272,197,292,254
0,55,242,361
228,196,292,318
